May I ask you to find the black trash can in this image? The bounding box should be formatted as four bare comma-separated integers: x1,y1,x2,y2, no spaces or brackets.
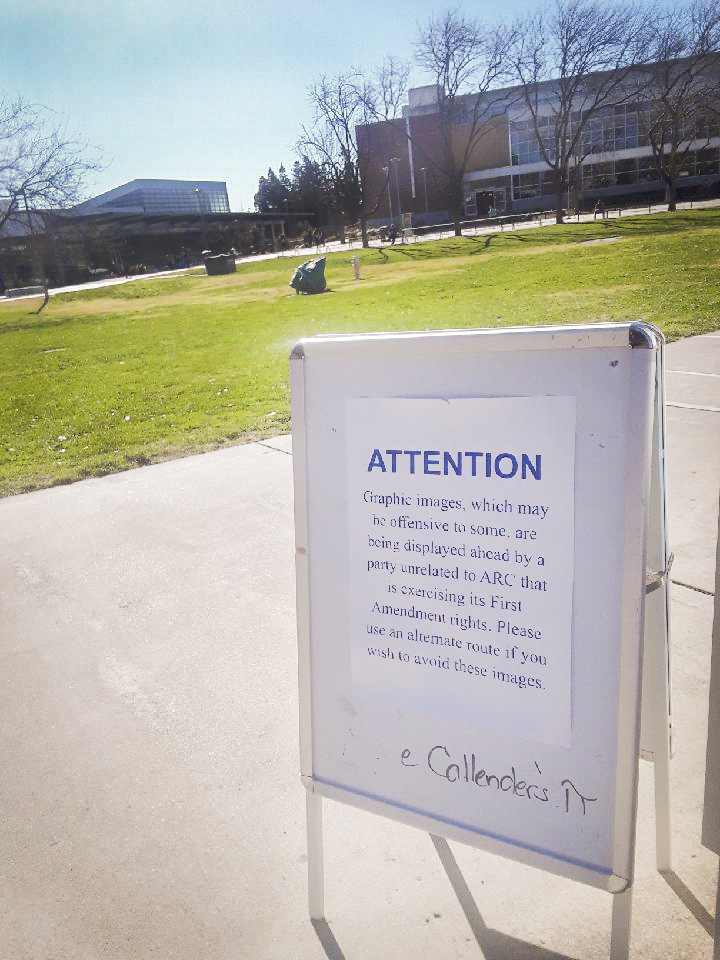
204,253,236,276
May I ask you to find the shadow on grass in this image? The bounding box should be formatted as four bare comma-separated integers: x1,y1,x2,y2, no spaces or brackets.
549,211,720,242
369,243,457,262
474,210,718,252
300,212,720,274
463,232,532,253
0,310,103,337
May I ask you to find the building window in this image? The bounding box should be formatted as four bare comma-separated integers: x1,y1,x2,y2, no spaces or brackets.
511,107,643,167
614,158,637,185
582,106,638,155
696,147,720,176
512,171,544,198
510,118,555,165
638,155,657,182
582,161,615,189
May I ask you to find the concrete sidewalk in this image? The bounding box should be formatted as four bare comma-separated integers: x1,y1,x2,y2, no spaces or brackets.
1,333,718,960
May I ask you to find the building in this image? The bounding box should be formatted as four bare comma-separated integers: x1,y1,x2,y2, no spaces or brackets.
357,68,720,227
0,179,300,290
72,179,231,216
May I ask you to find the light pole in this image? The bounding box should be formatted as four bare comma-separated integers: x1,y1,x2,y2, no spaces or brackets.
390,157,401,222
382,165,393,223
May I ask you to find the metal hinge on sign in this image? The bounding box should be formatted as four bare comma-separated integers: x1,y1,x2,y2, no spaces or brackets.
645,553,674,594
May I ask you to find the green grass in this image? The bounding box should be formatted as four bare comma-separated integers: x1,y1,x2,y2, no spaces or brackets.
2,210,719,496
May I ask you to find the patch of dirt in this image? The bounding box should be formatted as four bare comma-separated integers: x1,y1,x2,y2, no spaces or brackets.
42,283,291,316
491,243,577,257
333,260,469,290
197,287,288,304
580,236,622,246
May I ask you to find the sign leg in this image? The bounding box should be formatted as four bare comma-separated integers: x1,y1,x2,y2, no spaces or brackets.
610,887,633,960
306,790,325,920
654,731,672,872
713,858,720,960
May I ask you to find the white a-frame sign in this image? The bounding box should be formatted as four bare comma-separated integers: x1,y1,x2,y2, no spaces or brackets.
291,322,672,959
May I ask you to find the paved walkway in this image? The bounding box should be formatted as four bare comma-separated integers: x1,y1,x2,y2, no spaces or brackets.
0,333,718,959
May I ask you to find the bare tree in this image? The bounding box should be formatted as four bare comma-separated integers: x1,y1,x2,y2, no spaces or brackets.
0,97,101,234
634,0,720,210
359,57,412,124
509,0,646,223
414,6,515,235
298,59,409,247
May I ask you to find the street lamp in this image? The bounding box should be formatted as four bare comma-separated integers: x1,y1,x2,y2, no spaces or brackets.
382,165,393,222
390,157,401,222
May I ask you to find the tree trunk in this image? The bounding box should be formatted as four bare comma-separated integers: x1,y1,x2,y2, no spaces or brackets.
361,217,369,248
665,178,677,212
555,185,565,224
35,284,49,315
452,204,463,237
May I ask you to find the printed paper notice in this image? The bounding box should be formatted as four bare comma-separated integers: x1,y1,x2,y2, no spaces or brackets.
347,396,576,747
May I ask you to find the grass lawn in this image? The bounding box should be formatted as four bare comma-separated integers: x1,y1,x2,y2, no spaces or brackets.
1,210,719,497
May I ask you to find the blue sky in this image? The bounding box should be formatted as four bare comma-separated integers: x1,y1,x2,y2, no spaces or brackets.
1,0,540,211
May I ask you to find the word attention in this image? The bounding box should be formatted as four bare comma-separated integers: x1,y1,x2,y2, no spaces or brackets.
367,449,542,480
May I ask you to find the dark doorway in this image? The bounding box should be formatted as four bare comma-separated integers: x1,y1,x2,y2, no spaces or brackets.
475,191,495,215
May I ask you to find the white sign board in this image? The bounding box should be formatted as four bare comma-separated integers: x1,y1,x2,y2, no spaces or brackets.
292,323,659,892
347,396,576,747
